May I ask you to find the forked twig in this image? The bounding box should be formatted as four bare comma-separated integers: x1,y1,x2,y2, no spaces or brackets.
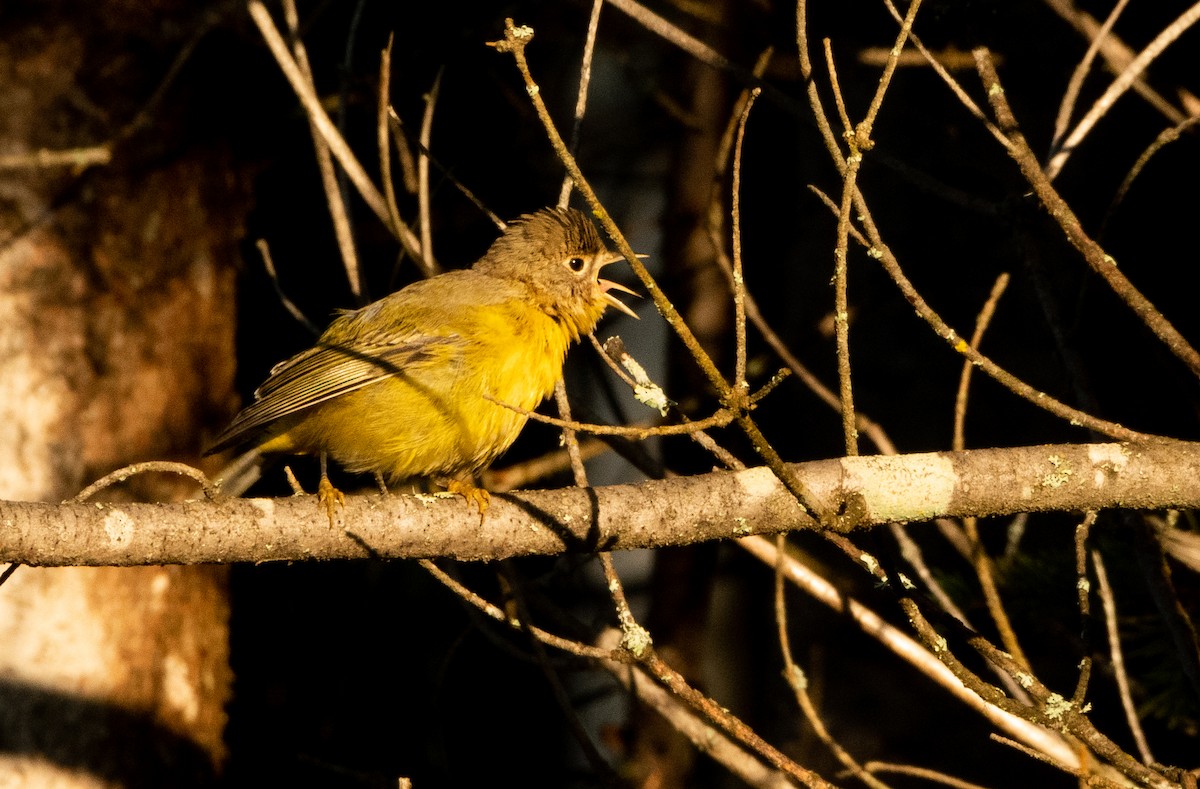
1045,1,1200,179
247,1,430,273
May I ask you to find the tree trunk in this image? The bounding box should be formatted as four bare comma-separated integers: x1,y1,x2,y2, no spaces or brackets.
0,6,244,785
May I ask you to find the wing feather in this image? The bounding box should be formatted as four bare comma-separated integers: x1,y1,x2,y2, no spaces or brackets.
206,332,460,454
205,269,518,456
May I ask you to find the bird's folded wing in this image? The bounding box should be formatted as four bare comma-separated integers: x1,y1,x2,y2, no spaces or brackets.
206,332,460,453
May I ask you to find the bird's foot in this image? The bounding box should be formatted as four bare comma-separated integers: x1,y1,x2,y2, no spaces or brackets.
445,478,490,524
317,474,346,527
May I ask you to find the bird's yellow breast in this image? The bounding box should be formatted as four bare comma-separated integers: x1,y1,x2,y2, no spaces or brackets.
267,294,574,482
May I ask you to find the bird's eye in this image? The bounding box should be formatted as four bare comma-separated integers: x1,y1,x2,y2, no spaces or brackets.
565,256,587,274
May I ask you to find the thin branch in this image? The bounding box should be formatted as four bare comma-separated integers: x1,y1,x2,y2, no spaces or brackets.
418,69,442,264
844,209,1154,442
73,461,220,503
1103,114,1200,235
500,564,616,778
861,762,988,789
988,734,1086,777
0,147,111,171
640,647,834,788
0,563,18,589
553,390,650,683
386,108,420,195
603,0,735,75
953,272,1031,672
419,559,616,661
730,88,757,395
953,273,1009,449
874,0,1009,149
825,39,860,457
387,106,500,235
483,437,612,492
826,0,929,459
1132,521,1200,704
800,22,1162,439
255,239,321,335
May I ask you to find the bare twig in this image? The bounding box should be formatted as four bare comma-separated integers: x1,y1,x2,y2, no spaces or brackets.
485,394,734,437
952,272,1031,672
73,461,220,503
1103,114,1200,235
862,762,988,789
558,0,605,206
640,647,834,788
0,147,111,171
824,0,928,457
1092,548,1156,766
419,559,617,661
386,108,420,195
378,36,408,246
1046,1,1200,179
1041,0,1189,127
255,239,321,335
988,734,1084,777
483,437,612,492
825,40,860,457
0,563,18,589
418,69,442,264
953,274,1010,449
500,564,616,778
1071,511,1099,707
825,194,1156,441
773,537,891,789
1050,0,1131,153
730,88,757,395
604,0,735,75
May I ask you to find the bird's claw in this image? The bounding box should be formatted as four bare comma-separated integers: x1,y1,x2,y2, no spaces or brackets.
317,475,346,527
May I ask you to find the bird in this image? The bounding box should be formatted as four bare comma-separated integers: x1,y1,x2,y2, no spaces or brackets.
205,207,637,521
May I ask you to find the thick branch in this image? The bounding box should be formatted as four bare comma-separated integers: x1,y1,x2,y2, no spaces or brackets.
4,441,1199,566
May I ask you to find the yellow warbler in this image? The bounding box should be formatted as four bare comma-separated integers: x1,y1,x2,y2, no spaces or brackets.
206,207,636,517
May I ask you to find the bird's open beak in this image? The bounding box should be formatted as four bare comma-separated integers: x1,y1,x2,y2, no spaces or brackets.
598,250,644,319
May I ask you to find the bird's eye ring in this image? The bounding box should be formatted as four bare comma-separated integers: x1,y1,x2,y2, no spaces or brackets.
565,256,587,274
